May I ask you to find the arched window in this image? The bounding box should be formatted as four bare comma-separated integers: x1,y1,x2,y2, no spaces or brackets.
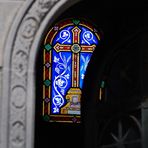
42,18,100,123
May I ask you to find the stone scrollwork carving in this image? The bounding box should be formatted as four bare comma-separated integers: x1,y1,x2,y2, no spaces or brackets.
11,86,26,109
12,51,28,77
10,121,25,148
20,18,38,39
38,0,59,12
8,0,60,148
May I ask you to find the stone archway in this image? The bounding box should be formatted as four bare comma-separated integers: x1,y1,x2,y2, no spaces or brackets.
0,0,80,148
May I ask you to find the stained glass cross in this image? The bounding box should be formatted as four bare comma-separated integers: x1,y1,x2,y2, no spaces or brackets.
54,26,96,88
53,26,96,115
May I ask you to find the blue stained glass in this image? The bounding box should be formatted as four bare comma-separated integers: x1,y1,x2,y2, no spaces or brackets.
80,53,92,88
51,51,72,114
50,24,99,115
79,26,99,45
43,18,100,121
53,26,73,45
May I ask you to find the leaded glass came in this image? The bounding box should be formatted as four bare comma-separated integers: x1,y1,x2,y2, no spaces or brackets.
43,18,100,123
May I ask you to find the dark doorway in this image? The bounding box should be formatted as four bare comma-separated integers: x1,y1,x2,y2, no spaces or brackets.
82,22,148,148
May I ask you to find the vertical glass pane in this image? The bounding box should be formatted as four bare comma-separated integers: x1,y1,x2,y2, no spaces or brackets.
43,18,101,123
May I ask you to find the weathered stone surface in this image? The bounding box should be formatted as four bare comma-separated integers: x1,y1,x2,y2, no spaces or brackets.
0,1,24,147
0,1,23,66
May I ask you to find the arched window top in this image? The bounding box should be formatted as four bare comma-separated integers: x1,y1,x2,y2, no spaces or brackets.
44,18,100,45
43,18,101,123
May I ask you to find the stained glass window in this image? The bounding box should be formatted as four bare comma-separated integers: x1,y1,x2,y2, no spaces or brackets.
43,18,100,123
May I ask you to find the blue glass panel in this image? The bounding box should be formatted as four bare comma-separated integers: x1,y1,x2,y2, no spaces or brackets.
80,53,92,88
79,26,99,45
51,24,99,115
51,50,72,114
53,26,73,45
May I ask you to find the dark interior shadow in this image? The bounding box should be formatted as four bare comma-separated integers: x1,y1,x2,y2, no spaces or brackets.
35,0,148,148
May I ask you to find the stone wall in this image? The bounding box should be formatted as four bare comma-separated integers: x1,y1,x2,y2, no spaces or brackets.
0,0,25,146
0,0,25,66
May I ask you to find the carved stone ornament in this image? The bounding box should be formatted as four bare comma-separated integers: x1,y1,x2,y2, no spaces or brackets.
1,0,80,148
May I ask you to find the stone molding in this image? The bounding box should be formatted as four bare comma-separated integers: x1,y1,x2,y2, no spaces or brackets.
1,0,80,148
